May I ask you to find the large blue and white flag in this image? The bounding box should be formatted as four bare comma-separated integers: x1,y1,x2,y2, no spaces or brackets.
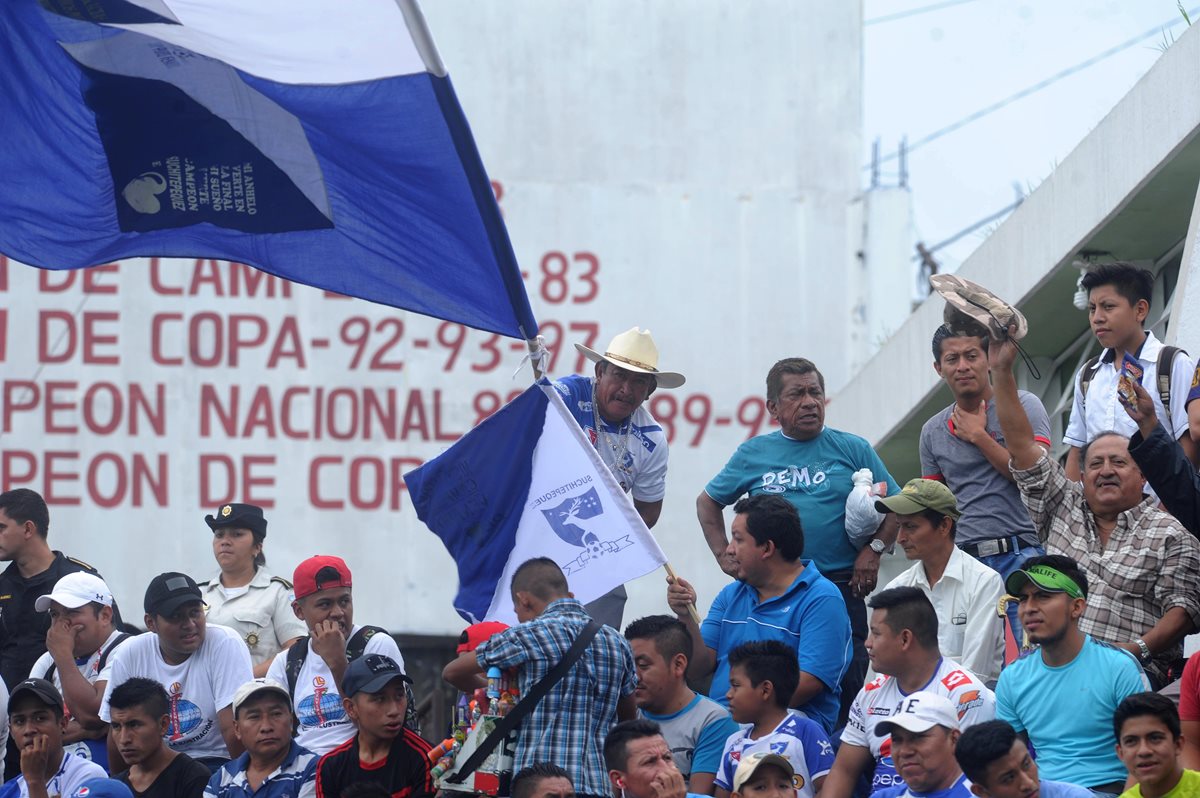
0,0,536,338
407,381,667,624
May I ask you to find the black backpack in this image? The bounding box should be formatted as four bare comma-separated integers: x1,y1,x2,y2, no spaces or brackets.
284,626,419,732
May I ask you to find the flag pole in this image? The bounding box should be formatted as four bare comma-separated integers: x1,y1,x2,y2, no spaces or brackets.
526,337,546,381
663,563,703,626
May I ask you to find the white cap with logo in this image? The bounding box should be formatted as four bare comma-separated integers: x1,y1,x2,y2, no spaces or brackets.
34,572,114,613
874,691,960,737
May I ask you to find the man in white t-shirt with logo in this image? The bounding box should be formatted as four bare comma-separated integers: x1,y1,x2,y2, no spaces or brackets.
29,572,131,770
819,587,994,798
100,572,252,771
265,555,407,755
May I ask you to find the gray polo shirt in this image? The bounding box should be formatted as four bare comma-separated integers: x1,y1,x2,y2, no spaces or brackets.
919,390,1050,547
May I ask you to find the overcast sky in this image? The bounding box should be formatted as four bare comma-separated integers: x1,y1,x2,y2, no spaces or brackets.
865,0,1196,273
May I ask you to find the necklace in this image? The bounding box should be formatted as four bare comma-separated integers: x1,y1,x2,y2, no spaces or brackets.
592,381,634,492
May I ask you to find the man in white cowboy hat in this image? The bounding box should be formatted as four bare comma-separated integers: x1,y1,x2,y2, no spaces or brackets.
554,326,685,628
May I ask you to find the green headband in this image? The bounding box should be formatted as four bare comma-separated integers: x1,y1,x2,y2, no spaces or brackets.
1005,564,1084,600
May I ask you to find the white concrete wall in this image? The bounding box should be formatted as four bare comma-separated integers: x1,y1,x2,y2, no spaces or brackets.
2,3,866,636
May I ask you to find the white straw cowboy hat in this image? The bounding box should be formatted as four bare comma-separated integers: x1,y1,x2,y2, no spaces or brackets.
575,327,686,389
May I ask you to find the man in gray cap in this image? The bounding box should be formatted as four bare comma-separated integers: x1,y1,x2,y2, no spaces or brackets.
877,479,1005,684
100,572,253,770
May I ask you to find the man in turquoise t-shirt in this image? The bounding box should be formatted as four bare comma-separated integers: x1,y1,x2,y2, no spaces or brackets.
995,556,1148,796
698,357,900,721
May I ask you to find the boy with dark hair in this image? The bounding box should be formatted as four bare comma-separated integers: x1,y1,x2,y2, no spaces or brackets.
624,615,738,795
1114,692,1199,798
954,720,1090,798
5,677,105,798
314,655,431,798
1063,263,1196,479
713,641,833,798
109,677,211,797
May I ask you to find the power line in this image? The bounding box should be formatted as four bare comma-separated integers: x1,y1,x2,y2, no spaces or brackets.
865,0,985,27
910,195,1024,262
871,7,1200,167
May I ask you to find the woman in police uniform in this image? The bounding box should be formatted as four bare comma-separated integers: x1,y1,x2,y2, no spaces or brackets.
199,503,306,677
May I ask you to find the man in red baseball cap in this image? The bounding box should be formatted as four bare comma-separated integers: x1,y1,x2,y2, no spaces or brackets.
263,556,408,756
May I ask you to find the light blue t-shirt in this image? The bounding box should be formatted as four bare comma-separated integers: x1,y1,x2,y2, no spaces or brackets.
871,773,973,798
641,694,740,778
700,565,851,733
996,636,1149,786
1039,780,1094,798
705,428,900,573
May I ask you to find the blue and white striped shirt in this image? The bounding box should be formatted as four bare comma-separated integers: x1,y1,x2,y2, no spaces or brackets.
205,741,317,798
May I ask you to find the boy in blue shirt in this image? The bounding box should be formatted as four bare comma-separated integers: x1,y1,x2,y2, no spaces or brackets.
713,641,833,798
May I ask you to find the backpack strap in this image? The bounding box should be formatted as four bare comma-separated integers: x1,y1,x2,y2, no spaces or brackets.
346,626,387,662
1157,346,1183,427
1079,355,1102,415
285,637,310,698
97,633,133,672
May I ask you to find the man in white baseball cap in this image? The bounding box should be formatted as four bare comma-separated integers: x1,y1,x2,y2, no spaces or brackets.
554,327,685,628
30,572,131,770
872,691,971,798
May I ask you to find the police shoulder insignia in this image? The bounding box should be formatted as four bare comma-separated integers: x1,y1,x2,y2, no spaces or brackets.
270,576,294,589
66,557,97,572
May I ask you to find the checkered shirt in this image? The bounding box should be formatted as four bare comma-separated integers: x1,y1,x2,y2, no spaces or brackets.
477,598,637,797
1012,452,1200,684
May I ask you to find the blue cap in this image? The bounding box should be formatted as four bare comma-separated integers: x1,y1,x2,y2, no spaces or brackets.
342,653,411,697
71,779,134,798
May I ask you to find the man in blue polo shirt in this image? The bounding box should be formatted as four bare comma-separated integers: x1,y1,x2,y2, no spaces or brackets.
668,494,851,734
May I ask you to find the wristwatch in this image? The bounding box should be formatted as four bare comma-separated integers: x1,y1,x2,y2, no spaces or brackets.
869,538,887,554
1134,637,1152,663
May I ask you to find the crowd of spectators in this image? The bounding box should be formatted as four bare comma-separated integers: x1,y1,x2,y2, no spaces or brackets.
2,263,1200,798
